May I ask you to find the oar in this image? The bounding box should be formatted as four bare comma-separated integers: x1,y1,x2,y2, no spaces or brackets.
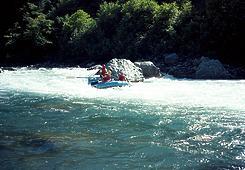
66,76,91,79
66,69,100,79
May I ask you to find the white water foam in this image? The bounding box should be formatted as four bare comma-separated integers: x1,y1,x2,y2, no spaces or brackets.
0,67,245,111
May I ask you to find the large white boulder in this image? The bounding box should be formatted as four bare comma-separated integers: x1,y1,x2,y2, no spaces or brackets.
107,58,144,82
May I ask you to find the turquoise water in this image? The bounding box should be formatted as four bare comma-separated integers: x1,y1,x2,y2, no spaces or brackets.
0,68,245,169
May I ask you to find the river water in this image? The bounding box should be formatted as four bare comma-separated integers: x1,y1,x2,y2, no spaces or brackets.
0,68,244,169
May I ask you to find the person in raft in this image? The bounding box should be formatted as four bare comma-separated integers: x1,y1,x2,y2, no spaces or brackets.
101,64,107,77
118,71,127,81
101,64,111,82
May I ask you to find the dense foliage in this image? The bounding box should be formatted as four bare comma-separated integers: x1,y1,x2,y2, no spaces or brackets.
0,0,243,65
4,2,54,63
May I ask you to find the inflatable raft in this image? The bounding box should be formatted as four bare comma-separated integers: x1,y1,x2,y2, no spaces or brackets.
93,81,129,89
88,76,129,89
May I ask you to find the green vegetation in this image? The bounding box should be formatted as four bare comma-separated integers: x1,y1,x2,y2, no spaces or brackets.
4,3,54,62
0,0,243,65
58,9,96,61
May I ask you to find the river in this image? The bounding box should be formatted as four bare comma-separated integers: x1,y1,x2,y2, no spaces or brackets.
0,68,244,169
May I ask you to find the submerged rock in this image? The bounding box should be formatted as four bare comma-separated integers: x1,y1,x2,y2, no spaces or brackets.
106,58,144,82
134,61,161,78
20,137,56,154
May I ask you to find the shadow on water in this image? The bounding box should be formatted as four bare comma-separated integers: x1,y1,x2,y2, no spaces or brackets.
19,137,56,154
0,131,58,160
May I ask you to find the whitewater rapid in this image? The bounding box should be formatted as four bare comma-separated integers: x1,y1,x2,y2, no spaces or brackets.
0,67,245,111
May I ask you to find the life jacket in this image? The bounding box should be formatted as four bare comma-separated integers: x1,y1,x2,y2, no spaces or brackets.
101,64,107,76
118,73,126,81
103,73,111,82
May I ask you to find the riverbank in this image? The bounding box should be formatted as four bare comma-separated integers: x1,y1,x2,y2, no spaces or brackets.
1,55,245,80
152,54,245,79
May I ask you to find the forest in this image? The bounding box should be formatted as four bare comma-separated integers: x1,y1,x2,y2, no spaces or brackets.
0,0,244,66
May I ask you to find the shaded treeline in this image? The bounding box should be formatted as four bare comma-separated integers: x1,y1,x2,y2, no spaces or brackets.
0,0,244,66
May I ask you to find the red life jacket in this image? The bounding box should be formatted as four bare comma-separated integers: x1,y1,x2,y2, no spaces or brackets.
102,64,107,76
103,73,111,82
118,73,126,81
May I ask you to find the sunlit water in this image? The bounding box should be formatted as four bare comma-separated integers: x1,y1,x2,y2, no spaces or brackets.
0,68,244,169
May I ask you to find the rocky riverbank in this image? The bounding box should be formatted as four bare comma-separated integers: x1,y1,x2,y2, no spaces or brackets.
1,55,245,80
87,55,245,81
154,53,245,79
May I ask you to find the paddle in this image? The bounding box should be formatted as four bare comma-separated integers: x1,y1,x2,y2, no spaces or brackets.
66,69,100,79
66,76,92,79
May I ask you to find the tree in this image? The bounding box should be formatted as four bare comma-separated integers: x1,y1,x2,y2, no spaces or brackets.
4,2,54,63
203,0,244,64
115,0,159,59
96,2,122,38
58,9,96,61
